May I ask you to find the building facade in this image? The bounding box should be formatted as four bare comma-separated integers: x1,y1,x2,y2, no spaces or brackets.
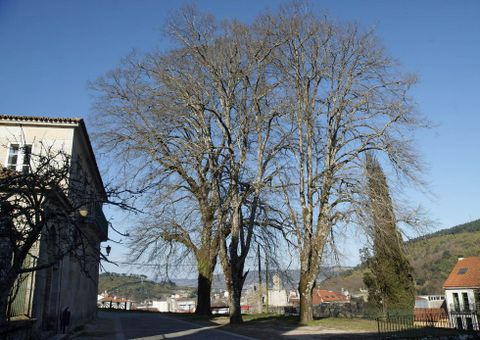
414,295,445,309
0,115,108,335
443,257,480,330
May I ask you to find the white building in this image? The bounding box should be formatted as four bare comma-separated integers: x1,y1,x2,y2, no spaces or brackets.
0,115,108,336
267,274,288,307
415,295,445,309
443,257,480,330
151,300,169,312
172,296,196,313
149,296,196,313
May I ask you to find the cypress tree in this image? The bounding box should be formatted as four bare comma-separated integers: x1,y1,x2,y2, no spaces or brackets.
363,154,415,315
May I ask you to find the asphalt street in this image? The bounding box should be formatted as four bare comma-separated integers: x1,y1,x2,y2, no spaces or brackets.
76,311,255,340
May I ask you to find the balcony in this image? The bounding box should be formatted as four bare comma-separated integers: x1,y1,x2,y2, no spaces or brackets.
449,303,479,313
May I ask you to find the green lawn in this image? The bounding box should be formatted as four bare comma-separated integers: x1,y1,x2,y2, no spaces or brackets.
241,314,378,332
304,317,378,331
165,312,378,332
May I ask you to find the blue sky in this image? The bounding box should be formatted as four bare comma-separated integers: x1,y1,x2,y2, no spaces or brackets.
1,0,479,271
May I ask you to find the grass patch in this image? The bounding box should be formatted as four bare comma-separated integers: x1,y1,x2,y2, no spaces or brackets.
305,317,377,331
241,314,377,332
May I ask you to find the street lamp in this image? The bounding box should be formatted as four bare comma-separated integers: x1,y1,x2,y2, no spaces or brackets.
79,207,88,217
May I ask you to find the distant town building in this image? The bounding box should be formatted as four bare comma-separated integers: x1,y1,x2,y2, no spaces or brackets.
98,296,132,310
0,115,108,334
350,288,368,302
414,295,445,309
173,296,196,313
267,274,288,307
151,300,169,312
312,289,350,305
443,256,480,330
145,295,196,313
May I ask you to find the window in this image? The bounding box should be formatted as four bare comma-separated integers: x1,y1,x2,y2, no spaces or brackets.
453,293,460,311
7,144,19,170
21,144,32,174
7,143,32,173
463,292,470,311
457,268,468,275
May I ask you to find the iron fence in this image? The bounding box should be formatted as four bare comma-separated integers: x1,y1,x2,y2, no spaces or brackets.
377,311,480,338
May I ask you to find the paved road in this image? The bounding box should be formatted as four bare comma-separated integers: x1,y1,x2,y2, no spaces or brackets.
76,311,255,340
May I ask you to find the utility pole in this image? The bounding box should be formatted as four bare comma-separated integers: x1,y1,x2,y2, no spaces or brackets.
265,252,269,314
257,244,263,313
258,244,262,286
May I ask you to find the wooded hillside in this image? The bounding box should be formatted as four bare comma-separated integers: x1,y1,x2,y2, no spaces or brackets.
321,219,480,294
98,272,193,302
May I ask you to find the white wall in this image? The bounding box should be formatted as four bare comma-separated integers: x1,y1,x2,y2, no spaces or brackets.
445,288,479,330
445,289,476,312
151,300,169,312
268,289,288,307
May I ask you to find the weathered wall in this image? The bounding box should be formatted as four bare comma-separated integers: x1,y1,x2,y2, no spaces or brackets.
1,119,104,335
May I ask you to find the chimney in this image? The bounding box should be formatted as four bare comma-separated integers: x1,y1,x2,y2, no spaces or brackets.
458,256,464,261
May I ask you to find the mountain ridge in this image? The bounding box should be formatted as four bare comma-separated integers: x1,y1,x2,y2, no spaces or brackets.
320,219,480,294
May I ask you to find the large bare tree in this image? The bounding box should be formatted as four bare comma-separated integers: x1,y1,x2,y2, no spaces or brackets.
263,3,425,323
93,4,426,324
92,45,226,314
92,8,288,319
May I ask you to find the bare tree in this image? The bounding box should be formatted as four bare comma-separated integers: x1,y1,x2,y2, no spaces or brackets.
93,4,426,324
91,12,233,313
159,9,290,323
0,146,108,326
263,3,426,323
92,7,288,320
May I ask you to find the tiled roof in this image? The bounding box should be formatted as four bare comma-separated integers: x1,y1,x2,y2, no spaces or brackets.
100,296,130,303
312,289,349,305
0,114,82,124
443,257,480,288
414,308,448,321
0,114,106,199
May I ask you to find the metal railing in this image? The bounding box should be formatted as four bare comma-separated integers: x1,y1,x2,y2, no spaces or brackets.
449,310,480,331
377,311,480,337
449,303,479,313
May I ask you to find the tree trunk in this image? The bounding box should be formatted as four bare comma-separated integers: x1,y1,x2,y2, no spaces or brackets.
298,272,315,324
195,251,216,316
195,269,213,315
219,234,247,324
225,265,245,324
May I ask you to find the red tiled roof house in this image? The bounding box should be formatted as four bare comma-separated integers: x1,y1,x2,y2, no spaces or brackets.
311,289,350,305
443,257,480,330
